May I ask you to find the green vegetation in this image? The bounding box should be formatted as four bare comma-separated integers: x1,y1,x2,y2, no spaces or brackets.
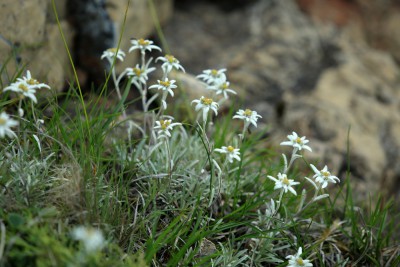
0,2,399,267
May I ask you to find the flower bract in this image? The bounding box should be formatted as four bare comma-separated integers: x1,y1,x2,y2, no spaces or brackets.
233,109,262,128
286,247,313,267
72,226,105,253
156,54,185,74
129,38,161,54
280,132,312,152
310,164,340,188
101,48,126,62
0,112,19,138
267,173,299,195
214,145,241,163
154,119,181,139
197,68,227,85
191,96,219,122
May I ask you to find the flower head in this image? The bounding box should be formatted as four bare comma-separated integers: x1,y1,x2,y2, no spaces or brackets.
17,70,50,90
233,108,262,128
154,119,181,139
286,247,313,267
214,145,241,163
72,226,105,252
129,38,161,54
280,132,312,152
208,80,237,99
149,78,177,97
267,173,299,195
126,64,156,88
197,68,227,85
310,164,340,189
101,48,126,62
156,54,185,74
4,80,39,103
191,96,219,122
0,112,19,138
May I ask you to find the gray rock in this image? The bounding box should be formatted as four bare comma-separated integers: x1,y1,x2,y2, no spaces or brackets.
163,0,400,199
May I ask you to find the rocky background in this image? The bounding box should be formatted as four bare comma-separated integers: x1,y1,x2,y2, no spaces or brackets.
1,0,399,201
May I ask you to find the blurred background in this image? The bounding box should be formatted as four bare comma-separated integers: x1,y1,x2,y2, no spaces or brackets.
1,0,400,202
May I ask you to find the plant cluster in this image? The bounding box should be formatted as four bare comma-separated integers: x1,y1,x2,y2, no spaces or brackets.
0,32,398,267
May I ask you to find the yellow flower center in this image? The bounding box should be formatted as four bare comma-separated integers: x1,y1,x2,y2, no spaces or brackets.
282,177,290,185
138,38,149,46
108,48,117,53
227,146,235,153
221,82,228,90
27,78,39,85
321,171,330,177
296,258,305,265
201,97,213,105
165,54,176,63
244,109,252,117
159,80,171,87
0,118,6,125
296,137,302,144
160,120,171,130
133,68,142,76
211,69,218,76
18,84,29,92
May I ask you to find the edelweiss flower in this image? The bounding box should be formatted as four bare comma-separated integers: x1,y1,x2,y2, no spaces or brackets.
17,70,50,90
267,173,299,195
101,48,126,62
72,226,105,252
156,54,185,74
310,164,340,188
280,132,312,152
197,68,227,85
0,112,19,138
233,109,262,128
129,38,161,54
149,78,177,109
126,64,156,88
154,119,181,139
286,247,313,267
191,96,219,122
4,80,39,103
149,78,177,96
208,80,237,99
214,145,241,163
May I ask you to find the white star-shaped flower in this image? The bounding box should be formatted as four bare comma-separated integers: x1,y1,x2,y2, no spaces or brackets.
280,132,312,152
197,68,227,85
149,78,177,97
72,226,105,253
129,38,161,54
17,70,50,90
191,96,219,122
267,173,299,195
310,164,340,189
101,48,126,62
286,247,313,267
156,54,185,74
154,119,182,139
233,109,262,128
4,80,39,103
0,112,19,138
126,64,156,88
208,80,237,99
214,145,241,163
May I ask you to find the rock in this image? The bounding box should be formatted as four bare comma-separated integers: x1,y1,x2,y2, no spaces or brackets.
0,0,72,92
105,0,173,72
162,0,400,199
0,0,173,92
